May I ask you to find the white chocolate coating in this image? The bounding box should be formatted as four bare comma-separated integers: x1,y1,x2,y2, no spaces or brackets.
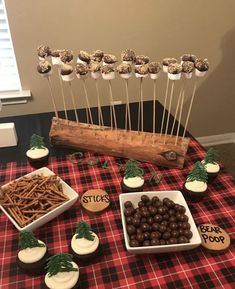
135,73,148,78
52,57,63,66
195,69,207,77
71,233,99,255
26,147,49,159
123,176,144,189
18,240,47,264
185,180,207,193
150,72,160,80
168,73,181,80
61,73,74,82
45,262,79,289
102,72,115,80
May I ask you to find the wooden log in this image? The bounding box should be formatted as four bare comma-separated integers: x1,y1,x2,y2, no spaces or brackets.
49,117,190,168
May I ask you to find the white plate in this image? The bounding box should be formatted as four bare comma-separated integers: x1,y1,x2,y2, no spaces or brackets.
119,191,201,254
0,167,78,231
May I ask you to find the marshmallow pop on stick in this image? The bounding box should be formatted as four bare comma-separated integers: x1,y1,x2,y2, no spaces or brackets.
182,58,209,138
163,62,182,144
148,62,161,141
37,59,58,119
75,63,93,125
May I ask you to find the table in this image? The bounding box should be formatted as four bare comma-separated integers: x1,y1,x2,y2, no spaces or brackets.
0,107,235,289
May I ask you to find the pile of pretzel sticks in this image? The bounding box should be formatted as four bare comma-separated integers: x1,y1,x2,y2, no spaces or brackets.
0,174,69,228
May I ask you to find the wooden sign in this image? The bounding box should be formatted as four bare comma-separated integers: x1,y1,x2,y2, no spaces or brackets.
197,223,230,252
80,189,110,214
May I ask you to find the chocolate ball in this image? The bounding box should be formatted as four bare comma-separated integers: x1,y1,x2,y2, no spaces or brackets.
152,223,160,231
169,222,178,230
147,217,154,225
124,207,135,217
125,216,133,225
136,233,145,243
168,237,178,244
141,223,150,232
141,195,150,203
143,240,151,246
151,238,160,246
178,236,189,244
127,225,136,235
163,213,170,221
132,218,141,227
171,230,179,238
162,231,171,240
143,232,150,240
157,206,167,215
153,214,163,223
130,239,140,247
159,225,167,233
151,196,160,203
130,234,137,240
184,230,193,239
182,222,191,230
124,201,133,208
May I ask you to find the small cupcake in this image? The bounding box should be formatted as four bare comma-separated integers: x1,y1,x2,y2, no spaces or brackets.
77,50,91,65
180,54,197,63
194,58,209,77
37,45,51,60
37,60,52,77
121,159,145,192
135,64,148,78
182,61,195,79
135,55,150,67
202,148,220,182
75,63,89,79
121,49,136,64
103,54,117,65
148,61,161,79
44,253,79,289
162,58,178,73
90,62,102,79
116,63,132,79
70,220,100,264
51,49,63,65
168,63,182,80
17,231,49,275
91,50,104,62
183,161,208,202
26,134,49,168
60,64,74,81
101,64,115,80
60,49,73,64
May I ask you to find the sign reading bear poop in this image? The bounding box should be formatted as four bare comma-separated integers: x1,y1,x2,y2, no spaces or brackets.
197,223,230,252
80,189,110,214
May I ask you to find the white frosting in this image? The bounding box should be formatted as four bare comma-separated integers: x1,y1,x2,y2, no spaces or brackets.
150,72,160,80
135,73,148,78
163,65,168,73
195,69,207,77
26,147,49,159
52,57,63,66
185,180,207,192
202,160,220,173
120,73,132,79
183,72,192,79
71,233,99,255
91,71,101,79
61,73,74,82
123,176,144,189
168,73,181,80
18,240,47,264
102,72,115,80
45,262,79,289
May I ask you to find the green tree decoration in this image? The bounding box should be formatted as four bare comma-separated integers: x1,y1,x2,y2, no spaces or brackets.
186,161,208,183
30,134,45,149
46,253,78,277
204,148,219,164
124,159,144,179
19,230,45,250
149,170,163,184
75,220,95,241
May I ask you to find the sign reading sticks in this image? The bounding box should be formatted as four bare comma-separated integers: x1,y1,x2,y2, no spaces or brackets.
81,189,110,214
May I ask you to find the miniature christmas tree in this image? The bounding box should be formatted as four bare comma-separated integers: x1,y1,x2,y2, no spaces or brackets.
46,253,78,277
149,170,163,184
30,134,45,149
186,161,208,183
124,159,144,179
75,220,95,241
204,148,219,165
19,230,45,250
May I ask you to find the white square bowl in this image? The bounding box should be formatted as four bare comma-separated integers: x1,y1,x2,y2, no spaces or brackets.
0,167,78,231
119,191,201,254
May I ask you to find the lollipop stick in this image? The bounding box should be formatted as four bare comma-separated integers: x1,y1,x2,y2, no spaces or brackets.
125,79,132,131
182,79,198,138
152,79,157,141
175,89,185,145
58,68,68,120
68,81,79,123
164,80,175,144
160,77,170,136
170,83,184,136
82,79,93,125
137,78,141,132
108,80,117,130
95,79,104,127
140,78,144,132
46,76,59,118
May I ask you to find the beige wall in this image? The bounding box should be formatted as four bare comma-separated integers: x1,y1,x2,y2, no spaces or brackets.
2,0,235,137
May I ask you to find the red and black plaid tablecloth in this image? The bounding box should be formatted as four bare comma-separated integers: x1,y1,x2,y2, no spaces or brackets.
0,138,234,289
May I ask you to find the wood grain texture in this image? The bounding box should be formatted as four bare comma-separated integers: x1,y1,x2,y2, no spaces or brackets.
49,118,190,168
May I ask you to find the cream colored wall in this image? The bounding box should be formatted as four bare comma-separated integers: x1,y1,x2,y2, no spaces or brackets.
2,0,235,137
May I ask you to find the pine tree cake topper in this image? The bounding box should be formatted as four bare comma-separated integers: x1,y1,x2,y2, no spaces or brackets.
46,253,78,277
186,161,208,183
204,148,219,165
75,220,95,241
19,230,45,250
30,133,45,149
124,159,144,179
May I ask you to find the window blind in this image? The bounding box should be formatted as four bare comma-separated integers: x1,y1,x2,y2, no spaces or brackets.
0,0,21,92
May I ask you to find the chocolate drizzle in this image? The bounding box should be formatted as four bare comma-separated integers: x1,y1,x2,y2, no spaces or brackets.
182,61,194,73
103,54,117,64
90,62,101,73
37,60,51,74
116,63,132,74
135,64,148,75
101,65,114,74
121,49,136,62
37,45,51,58
168,63,182,74
60,50,73,63
135,55,149,65
162,58,178,66
148,62,161,74
75,63,89,75
91,50,104,62
195,58,209,72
